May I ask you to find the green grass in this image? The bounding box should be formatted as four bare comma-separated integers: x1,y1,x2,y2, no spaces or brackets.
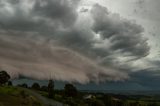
0,86,20,95
0,86,44,106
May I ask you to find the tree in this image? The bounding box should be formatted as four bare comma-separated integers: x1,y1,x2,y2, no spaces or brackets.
0,70,10,85
31,83,40,90
8,81,12,86
48,80,54,98
21,83,28,88
41,85,48,92
64,83,77,97
17,83,28,88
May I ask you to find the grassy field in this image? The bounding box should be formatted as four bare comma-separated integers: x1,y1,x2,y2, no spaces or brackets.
0,86,44,106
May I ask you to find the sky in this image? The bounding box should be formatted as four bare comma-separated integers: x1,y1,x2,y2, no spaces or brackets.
0,0,160,90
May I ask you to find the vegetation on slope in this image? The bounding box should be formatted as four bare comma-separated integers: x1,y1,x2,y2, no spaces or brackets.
0,86,44,106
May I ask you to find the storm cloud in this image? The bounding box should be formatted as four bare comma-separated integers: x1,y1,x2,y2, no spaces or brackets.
0,0,150,83
91,4,149,59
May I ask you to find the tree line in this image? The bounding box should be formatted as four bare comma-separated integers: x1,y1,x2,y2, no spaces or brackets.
0,70,77,99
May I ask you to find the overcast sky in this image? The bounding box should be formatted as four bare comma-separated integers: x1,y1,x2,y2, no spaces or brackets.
0,0,159,90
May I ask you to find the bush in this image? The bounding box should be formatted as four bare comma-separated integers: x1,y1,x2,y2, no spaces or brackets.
31,83,40,90
64,83,78,97
17,83,28,88
8,81,12,86
41,86,48,92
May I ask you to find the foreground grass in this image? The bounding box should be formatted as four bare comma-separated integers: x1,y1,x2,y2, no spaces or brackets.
0,86,44,106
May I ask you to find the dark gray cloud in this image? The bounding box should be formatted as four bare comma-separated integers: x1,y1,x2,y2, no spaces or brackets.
91,4,150,59
0,0,151,84
0,1,44,32
33,0,78,27
0,0,78,33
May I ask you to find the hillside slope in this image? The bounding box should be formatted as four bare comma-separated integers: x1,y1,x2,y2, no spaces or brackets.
0,86,44,106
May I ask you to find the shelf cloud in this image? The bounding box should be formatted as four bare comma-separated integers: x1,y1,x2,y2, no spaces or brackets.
0,0,151,83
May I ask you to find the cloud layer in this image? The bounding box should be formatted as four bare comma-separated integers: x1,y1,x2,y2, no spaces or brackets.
0,0,150,83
